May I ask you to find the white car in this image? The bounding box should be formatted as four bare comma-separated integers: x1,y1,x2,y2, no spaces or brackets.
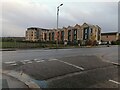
100,41,107,45
97,41,101,45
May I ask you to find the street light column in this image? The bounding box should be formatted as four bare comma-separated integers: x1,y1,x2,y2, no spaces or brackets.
56,6,59,48
57,7,59,30
56,4,63,48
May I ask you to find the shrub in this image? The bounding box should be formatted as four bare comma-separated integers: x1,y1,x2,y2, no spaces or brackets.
85,40,97,46
111,40,120,45
85,40,93,46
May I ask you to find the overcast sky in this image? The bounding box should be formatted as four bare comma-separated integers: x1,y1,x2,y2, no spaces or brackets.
1,0,119,37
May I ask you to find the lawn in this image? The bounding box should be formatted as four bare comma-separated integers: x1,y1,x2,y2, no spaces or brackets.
1,41,65,49
1,41,45,49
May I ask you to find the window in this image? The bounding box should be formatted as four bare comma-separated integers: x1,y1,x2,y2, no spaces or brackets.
68,30,71,36
73,29,77,40
44,33,47,40
85,29,87,33
85,35,87,39
52,32,54,41
61,31,64,36
74,36,76,40
58,32,59,38
74,30,77,34
91,28,92,33
61,31,64,41
49,33,51,40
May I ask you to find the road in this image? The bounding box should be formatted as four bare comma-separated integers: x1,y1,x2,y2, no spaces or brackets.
1,45,119,89
2,45,119,63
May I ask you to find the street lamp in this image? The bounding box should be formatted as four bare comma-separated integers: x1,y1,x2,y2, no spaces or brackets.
56,3,63,48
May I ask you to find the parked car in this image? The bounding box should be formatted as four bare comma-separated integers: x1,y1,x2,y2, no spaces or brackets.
100,41,108,45
100,41,111,45
97,41,101,45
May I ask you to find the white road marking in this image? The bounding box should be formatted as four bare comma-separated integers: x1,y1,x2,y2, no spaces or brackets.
48,59,58,61
36,60,45,63
108,62,119,66
4,61,16,64
40,60,45,62
103,59,119,65
23,60,30,62
51,59,58,60
57,60,84,70
48,58,84,70
10,63,17,66
109,80,120,85
98,55,119,66
27,61,32,63
34,59,38,61
35,61,41,62
20,61,26,64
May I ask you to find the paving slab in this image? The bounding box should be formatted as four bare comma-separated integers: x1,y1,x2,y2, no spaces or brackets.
16,60,81,80
59,55,113,70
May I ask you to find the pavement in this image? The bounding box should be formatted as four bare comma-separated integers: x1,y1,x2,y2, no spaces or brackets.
2,55,120,89
2,73,29,88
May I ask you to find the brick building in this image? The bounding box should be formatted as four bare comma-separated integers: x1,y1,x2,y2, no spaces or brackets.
101,32,119,42
25,23,101,44
25,27,49,42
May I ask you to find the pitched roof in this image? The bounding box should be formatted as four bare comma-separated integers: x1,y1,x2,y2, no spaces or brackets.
82,22,94,27
101,32,118,35
27,27,49,31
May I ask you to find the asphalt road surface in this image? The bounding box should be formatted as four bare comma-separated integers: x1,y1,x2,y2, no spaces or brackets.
2,45,120,89
2,45,119,63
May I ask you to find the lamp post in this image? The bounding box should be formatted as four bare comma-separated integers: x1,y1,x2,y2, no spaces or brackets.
56,3,63,48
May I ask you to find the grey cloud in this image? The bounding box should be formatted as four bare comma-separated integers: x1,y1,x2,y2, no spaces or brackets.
2,1,118,37
59,2,118,32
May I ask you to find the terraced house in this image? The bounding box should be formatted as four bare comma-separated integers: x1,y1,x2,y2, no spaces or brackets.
25,23,101,44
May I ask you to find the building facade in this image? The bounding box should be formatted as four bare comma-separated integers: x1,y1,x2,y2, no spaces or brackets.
25,27,49,42
25,23,101,44
81,23,101,41
101,32,119,42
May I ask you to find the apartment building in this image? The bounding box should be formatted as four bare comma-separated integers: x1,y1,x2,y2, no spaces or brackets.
59,23,101,43
81,23,101,41
25,27,49,42
25,23,101,43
